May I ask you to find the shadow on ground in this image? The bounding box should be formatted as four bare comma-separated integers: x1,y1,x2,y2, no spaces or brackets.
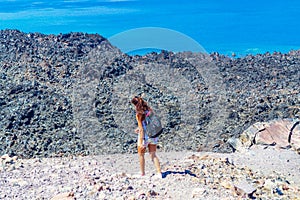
162,170,197,179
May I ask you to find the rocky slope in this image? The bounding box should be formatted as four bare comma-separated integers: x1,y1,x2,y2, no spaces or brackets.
0,29,299,158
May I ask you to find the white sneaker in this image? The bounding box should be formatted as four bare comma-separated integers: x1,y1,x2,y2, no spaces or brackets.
151,173,163,180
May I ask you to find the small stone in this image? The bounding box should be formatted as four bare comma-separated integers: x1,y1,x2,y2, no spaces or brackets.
127,186,134,190
192,188,206,198
275,188,284,195
263,179,276,191
234,180,256,195
8,178,29,187
221,181,232,189
94,184,104,192
147,190,158,197
50,192,74,200
137,190,146,198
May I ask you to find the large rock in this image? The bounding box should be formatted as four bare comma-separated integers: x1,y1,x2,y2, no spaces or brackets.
228,118,300,153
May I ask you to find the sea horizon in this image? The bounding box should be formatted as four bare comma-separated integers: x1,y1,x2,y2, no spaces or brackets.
0,0,299,57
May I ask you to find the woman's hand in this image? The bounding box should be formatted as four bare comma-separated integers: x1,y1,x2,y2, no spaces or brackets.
134,127,139,134
138,138,145,148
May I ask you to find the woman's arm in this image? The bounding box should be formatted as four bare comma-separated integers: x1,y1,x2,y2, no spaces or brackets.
136,114,144,147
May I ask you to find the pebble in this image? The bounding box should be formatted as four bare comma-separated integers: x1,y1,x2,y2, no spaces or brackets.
192,188,206,198
234,180,256,195
50,192,75,200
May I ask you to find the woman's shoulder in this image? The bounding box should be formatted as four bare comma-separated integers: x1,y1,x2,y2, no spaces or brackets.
136,112,144,119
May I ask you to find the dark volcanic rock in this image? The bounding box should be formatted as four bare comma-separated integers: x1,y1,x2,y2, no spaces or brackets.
0,29,299,158
0,30,115,158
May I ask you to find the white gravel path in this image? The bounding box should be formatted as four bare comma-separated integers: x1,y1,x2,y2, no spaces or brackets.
1,147,299,199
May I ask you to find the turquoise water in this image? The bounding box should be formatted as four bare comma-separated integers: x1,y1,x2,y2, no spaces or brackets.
0,0,299,56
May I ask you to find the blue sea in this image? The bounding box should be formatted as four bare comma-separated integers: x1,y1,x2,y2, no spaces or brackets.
0,0,299,57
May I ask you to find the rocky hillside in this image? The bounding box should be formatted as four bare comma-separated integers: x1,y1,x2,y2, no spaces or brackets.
0,29,299,158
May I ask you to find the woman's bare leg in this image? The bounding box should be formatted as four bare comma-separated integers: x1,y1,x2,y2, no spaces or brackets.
138,153,146,175
149,145,161,174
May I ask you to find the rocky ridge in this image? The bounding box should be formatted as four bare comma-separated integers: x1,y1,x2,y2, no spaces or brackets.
0,29,299,158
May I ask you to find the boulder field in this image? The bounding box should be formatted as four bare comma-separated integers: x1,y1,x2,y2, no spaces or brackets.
0,29,299,158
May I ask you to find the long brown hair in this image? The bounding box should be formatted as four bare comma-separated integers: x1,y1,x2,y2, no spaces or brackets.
131,96,151,120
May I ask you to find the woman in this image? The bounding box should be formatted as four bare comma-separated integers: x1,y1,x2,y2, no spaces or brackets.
131,96,162,177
